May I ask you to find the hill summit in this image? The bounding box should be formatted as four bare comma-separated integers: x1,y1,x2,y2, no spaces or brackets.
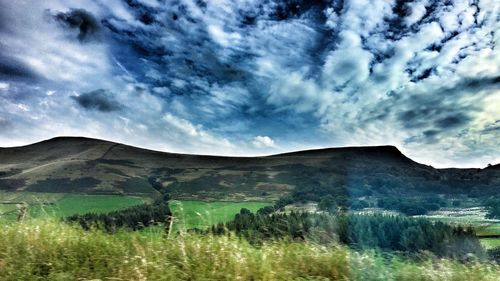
0,137,498,200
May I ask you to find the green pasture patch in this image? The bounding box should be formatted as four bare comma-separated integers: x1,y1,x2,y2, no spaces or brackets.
170,200,271,231
0,192,148,221
0,204,17,215
27,194,148,218
476,223,500,236
480,238,500,250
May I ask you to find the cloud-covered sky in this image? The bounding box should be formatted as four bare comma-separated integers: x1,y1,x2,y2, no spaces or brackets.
0,0,498,167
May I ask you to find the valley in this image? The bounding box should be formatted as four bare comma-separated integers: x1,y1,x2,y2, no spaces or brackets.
0,137,499,280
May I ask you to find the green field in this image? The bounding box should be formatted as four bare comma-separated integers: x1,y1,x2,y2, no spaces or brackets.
477,224,500,236
170,200,271,231
0,204,17,214
477,224,500,250
481,238,500,250
0,192,148,221
414,207,500,250
28,194,149,218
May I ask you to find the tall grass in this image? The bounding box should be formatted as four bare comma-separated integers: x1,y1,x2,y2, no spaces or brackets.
0,220,499,281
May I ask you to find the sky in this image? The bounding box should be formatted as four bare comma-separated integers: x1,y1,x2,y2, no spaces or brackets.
0,0,498,168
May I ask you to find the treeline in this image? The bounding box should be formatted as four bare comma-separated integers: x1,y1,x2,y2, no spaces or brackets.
210,209,484,259
268,194,446,216
66,199,170,232
66,176,173,233
267,165,496,216
486,199,500,219
377,197,446,215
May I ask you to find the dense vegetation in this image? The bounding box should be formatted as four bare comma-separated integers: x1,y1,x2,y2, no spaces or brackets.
66,198,171,232
377,197,446,215
211,209,484,259
486,199,500,219
269,177,481,216
1,220,499,281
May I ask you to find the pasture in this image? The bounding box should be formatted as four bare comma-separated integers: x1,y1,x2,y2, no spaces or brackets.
416,207,500,250
169,200,271,231
0,192,148,221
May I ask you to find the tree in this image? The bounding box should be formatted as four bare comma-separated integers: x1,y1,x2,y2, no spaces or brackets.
400,226,425,252
486,200,500,219
318,195,336,212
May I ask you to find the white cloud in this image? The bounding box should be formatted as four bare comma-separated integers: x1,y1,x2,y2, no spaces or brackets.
163,113,199,137
208,25,242,47
322,30,373,90
0,0,498,168
162,113,235,153
16,104,30,112
267,71,333,114
406,1,428,26
252,135,275,148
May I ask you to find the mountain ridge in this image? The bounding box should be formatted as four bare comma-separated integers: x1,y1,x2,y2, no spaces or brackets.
0,136,498,200
2,136,488,168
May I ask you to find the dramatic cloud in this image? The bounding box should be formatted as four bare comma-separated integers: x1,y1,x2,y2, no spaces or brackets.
71,89,122,112
53,9,103,42
0,0,498,167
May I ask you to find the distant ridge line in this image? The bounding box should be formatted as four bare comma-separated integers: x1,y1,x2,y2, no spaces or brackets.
0,136,497,169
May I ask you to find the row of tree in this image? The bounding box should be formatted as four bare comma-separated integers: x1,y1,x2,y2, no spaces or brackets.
210,209,484,259
66,198,171,232
486,199,500,219
66,178,172,233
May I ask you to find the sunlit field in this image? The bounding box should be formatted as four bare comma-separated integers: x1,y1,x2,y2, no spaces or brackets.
1,193,499,280
0,192,148,221
169,200,271,231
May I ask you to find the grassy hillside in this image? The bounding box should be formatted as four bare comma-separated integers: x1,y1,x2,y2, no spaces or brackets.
1,137,498,203
1,219,499,281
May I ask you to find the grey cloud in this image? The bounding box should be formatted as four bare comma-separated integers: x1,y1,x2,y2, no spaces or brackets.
53,9,102,42
0,53,41,82
71,89,123,112
0,119,11,131
435,114,471,129
423,130,439,138
393,74,499,130
481,120,500,133
395,96,473,131
462,76,500,88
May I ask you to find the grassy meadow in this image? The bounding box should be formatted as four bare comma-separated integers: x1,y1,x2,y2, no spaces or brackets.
1,219,500,281
169,200,271,231
1,192,499,280
0,192,148,221
417,207,500,252
478,224,500,250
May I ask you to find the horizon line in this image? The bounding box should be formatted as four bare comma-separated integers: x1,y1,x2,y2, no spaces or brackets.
1,135,496,170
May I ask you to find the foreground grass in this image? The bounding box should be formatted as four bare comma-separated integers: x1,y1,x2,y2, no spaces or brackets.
0,220,499,281
169,200,271,231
